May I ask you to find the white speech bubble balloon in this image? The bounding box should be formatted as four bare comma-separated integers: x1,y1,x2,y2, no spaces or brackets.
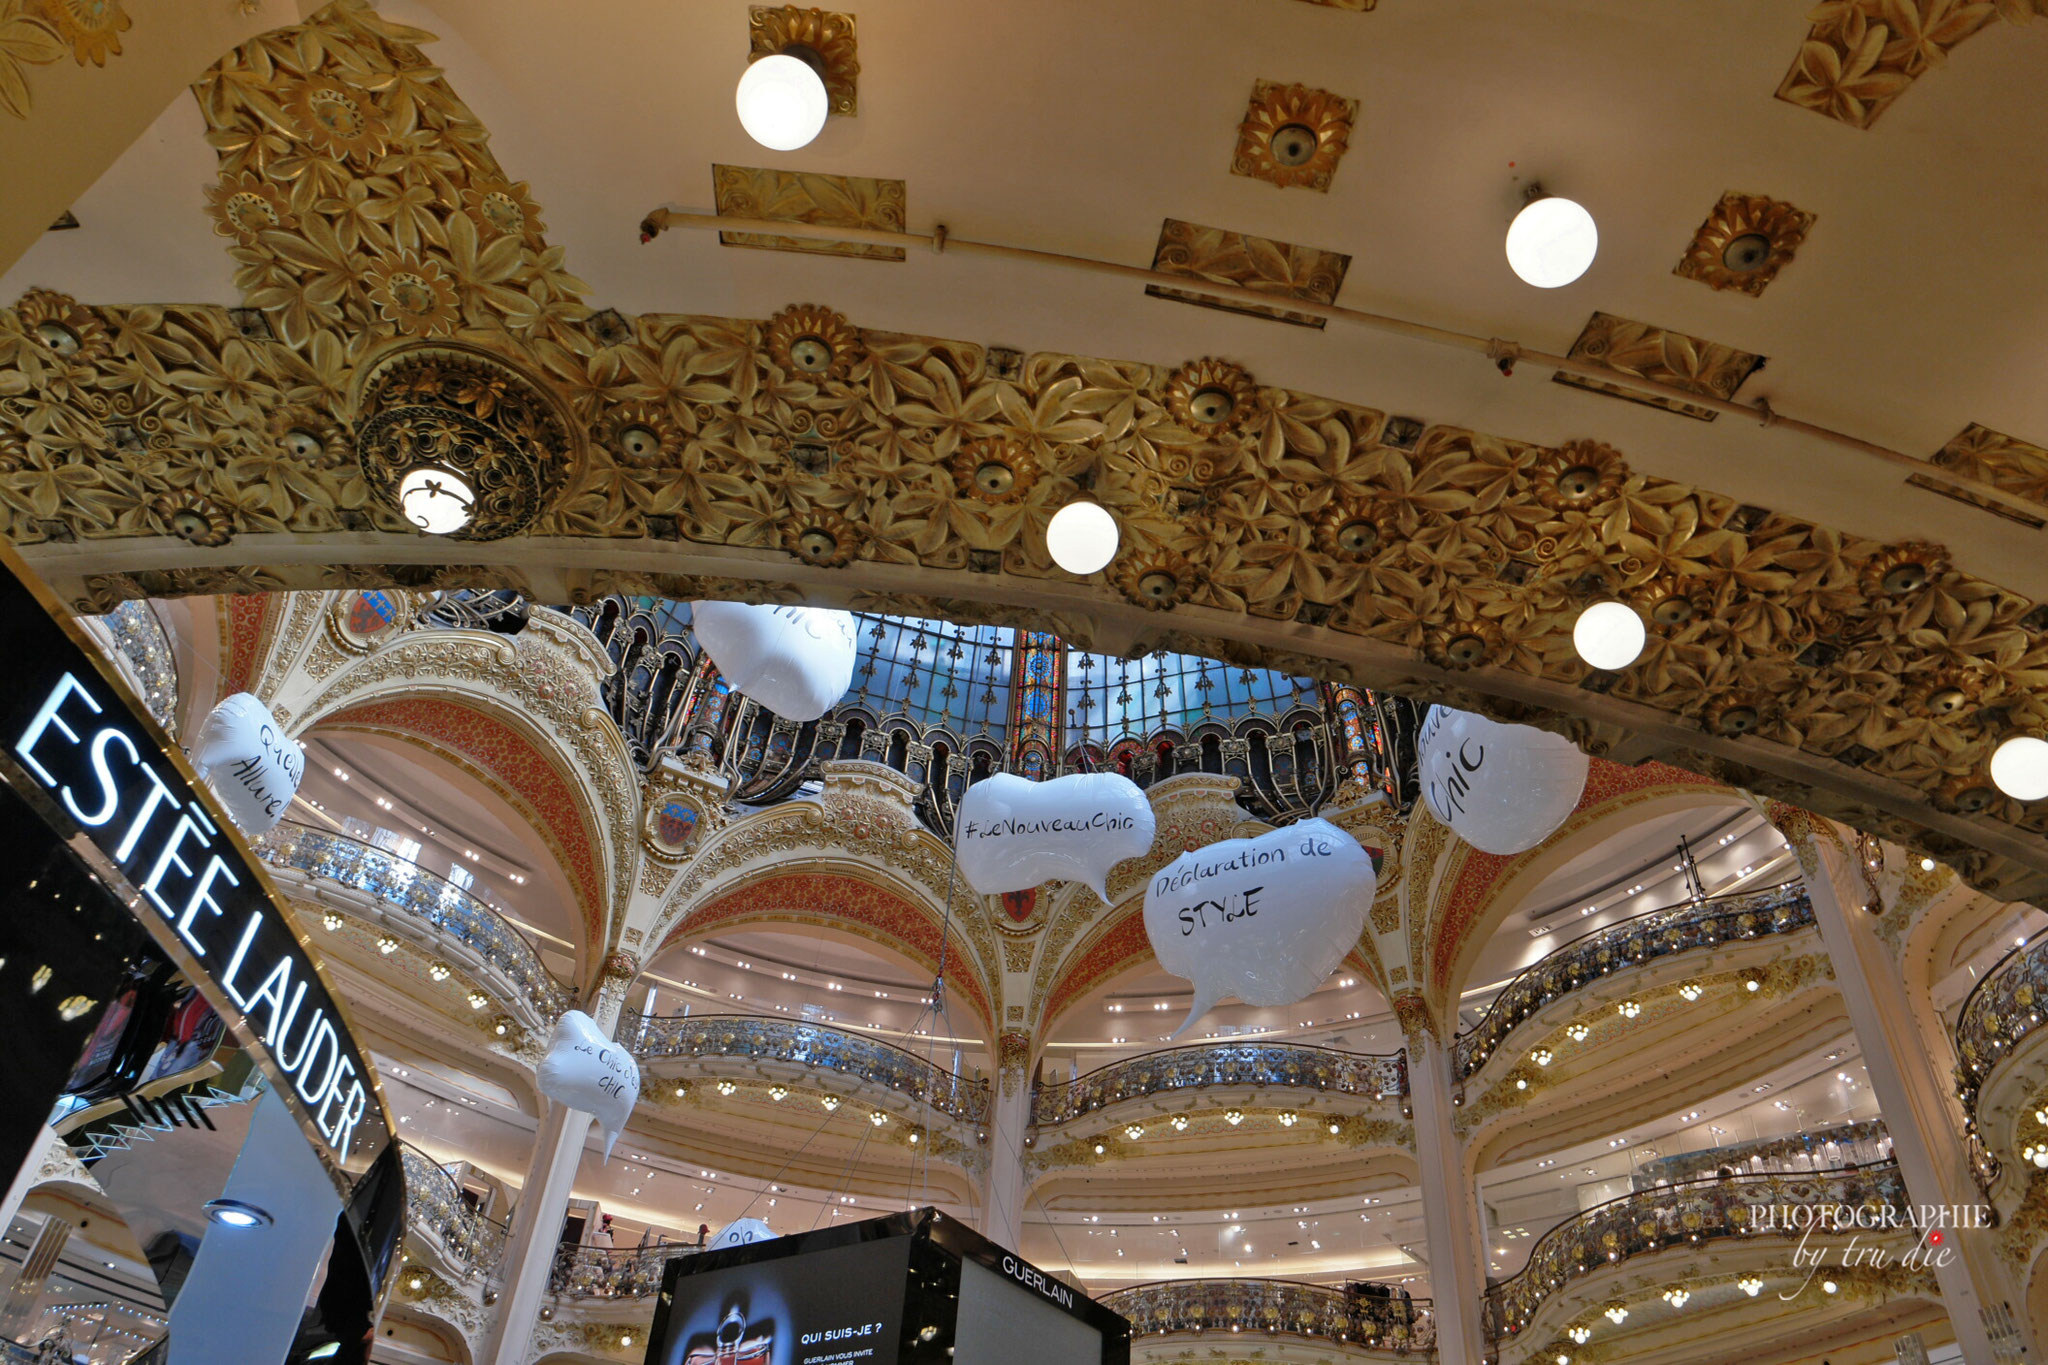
188,692,305,836
708,1217,776,1251
1143,818,1375,1038
1419,705,1590,855
689,601,858,722
535,1010,641,1162
954,772,1156,902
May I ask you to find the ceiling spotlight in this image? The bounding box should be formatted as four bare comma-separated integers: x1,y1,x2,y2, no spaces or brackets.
1921,856,1937,871
869,1110,888,1126
397,466,475,535
1170,1114,1189,1131
1277,1111,1299,1127
1093,1142,1106,1155
1046,501,1120,575
376,934,400,956
466,990,488,1011
427,961,451,982
1737,1275,1763,1297
1743,973,1763,993
1505,188,1598,288
321,910,342,932
1125,1124,1144,1140
1617,999,1641,1019
768,1085,788,1101
1991,736,2048,801
1530,1047,1553,1067
1603,1305,1628,1325
715,1080,738,1096
1224,1108,1244,1125
735,51,829,151
1567,1326,1591,1344
1573,601,1646,670
821,1095,840,1111
1662,1288,1689,1308
1821,1279,1838,1294
1677,982,1702,1002
204,1199,274,1228
674,1083,689,1098
1565,1022,1590,1042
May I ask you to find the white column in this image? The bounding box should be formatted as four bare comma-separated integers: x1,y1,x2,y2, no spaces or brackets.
1405,1027,1486,1365
481,964,633,1365
1783,811,2022,1362
981,1063,1032,1251
479,1101,595,1365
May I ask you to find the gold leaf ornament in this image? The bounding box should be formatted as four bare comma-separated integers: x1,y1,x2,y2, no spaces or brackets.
764,304,862,380
283,75,388,163
30,0,126,66
206,172,297,248
0,2,66,120
364,252,460,338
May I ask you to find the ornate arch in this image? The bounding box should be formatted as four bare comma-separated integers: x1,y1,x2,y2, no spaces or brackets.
1422,760,1739,1019
658,865,994,1039
293,619,640,961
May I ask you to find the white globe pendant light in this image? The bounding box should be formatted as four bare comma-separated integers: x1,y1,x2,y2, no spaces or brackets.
1506,192,1599,289
736,52,830,151
1046,501,1119,575
1991,736,2048,801
1572,600,1645,670
398,465,475,535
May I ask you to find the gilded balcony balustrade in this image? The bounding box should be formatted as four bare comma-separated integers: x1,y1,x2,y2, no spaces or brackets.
401,1144,509,1279
1031,1042,1407,1128
1950,935,2048,1192
625,1013,992,1127
256,822,574,1023
1099,1279,1435,1353
1453,882,1814,1080
1480,1161,1907,1340
547,1241,705,1299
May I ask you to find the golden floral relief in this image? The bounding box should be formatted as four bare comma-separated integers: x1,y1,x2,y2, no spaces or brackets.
1145,218,1351,329
0,1,66,118
712,164,907,261
1932,422,2048,510
30,0,126,66
1674,192,1816,297
1774,0,2040,129
1553,312,1763,422
1230,80,1356,192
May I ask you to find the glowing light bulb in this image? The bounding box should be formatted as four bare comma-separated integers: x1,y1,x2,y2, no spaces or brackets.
1573,601,1646,670
1505,194,1598,287
397,466,474,535
1991,736,2048,801
735,53,828,151
1046,500,1120,575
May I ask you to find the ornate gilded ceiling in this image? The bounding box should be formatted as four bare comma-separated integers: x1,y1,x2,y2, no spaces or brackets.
4,0,2048,907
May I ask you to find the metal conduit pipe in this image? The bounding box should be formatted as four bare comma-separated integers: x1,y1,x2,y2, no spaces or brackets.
637,206,2040,524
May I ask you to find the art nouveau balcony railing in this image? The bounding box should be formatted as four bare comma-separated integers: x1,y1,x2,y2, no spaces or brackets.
626,1013,992,1127
1032,1043,1408,1128
1100,1279,1435,1354
1453,881,1814,1080
257,822,573,1022
548,1241,706,1299
401,1144,509,1280
1481,1161,1907,1340
1956,935,2048,1119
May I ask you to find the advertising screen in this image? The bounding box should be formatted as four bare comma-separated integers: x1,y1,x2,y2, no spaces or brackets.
650,1234,913,1365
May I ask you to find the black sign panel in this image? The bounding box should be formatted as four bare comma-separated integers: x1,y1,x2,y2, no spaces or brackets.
0,549,390,1177
649,1233,912,1365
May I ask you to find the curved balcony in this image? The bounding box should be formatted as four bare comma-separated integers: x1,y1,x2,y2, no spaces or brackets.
256,822,572,1023
1956,936,2048,1121
1101,1279,1434,1354
1482,1160,1907,1340
626,1013,991,1127
401,1144,509,1280
1454,882,1814,1080
548,1241,706,1300
1032,1043,1407,1128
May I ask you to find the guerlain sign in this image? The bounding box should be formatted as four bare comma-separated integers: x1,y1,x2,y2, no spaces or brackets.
0,552,388,1174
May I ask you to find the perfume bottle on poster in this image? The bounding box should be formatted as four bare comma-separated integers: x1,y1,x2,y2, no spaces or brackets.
684,1305,772,1365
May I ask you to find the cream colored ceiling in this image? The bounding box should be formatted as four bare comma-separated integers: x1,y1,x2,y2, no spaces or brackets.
13,0,2046,595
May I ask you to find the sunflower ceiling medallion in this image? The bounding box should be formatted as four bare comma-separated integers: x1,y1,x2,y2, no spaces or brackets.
283,75,388,164
1674,191,1817,296
748,5,860,116
353,345,573,542
1231,80,1357,191
950,438,1039,504
1165,357,1260,434
764,304,862,380
33,0,130,67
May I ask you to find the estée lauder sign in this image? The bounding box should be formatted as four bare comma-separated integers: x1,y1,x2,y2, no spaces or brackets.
0,548,388,1174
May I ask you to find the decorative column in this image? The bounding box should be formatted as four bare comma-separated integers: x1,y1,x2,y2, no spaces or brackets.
1399,1000,1487,1365
481,953,639,1365
980,1031,1034,1250
1772,805,2025,1363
